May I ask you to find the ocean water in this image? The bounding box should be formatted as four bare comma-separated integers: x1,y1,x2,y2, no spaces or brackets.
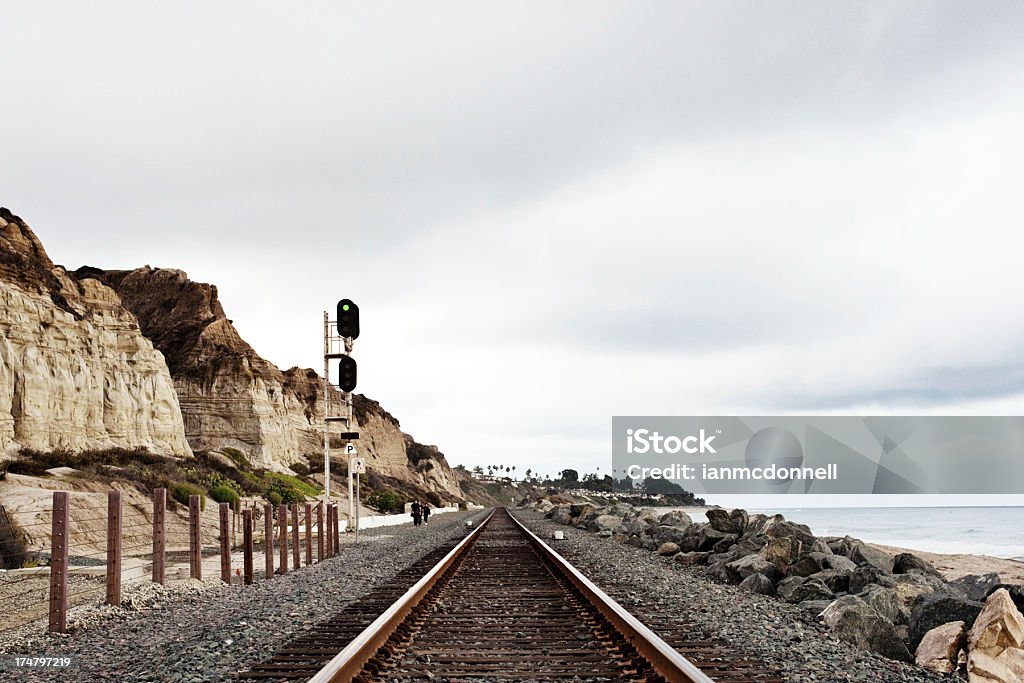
692,507,1024,561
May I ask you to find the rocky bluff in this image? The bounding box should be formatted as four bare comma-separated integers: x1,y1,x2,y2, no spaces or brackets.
0,208,461,499
0,209,190,455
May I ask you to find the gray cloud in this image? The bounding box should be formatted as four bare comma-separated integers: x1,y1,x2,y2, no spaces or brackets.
3,2,1024,477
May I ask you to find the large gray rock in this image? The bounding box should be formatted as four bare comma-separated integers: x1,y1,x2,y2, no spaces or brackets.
725,555,780,584
606,503,635,518
775,576,806,602
696,527,736,552
909,592,985,650
822,554,857,572
650,524,690,546
550,506,573,525
821,595,913,662
893,573,945,608
763,518,817,551
848,540,894,573
673,551,712,566
587,514,624,533
948,573,1002,602
658,510,692,527
892,552,942,578
787,552,830,578
656,542,680,556
914,620,965,674
744,513,770,534
705,560,731,583
850,565,897,594
785,578,835,604
706,508,748,534
760,537,800,574
739,572,774,595
809,568,852,593
861,584,911,624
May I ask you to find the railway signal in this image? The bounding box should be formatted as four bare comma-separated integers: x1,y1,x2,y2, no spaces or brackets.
337,299,360,339
338,355,357,392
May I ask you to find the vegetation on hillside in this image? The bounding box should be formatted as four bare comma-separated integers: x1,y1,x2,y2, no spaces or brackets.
4,447,324,510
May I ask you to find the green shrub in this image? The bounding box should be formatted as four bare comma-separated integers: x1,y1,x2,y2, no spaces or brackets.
266,491,283,506
289,462,311,477
170,482,206,511
367,490,404,514
305,453,324,473
263,472,320,503
209,485,240,511
220,447,251,469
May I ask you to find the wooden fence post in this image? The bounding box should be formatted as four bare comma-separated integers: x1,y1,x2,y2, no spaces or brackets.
243,509,253,586
189,495,202,580
278,505,288,574
290,504,300,570
106,490,122,606
316,502,325,561
333,504,341,553
326,505,333,558
324,504,332,558
264,503,274,579
48,491,69,633
219,503,231,584
152,488,166,585
304,503,313,566
316,502,324,562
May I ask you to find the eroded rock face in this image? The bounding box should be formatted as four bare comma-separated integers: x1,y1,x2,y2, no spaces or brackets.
81,265,462,497
0,209,190,456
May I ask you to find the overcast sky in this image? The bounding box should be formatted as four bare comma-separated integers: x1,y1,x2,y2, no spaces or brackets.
3,3,1024,502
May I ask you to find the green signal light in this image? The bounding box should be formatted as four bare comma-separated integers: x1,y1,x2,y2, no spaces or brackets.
342,304,350,311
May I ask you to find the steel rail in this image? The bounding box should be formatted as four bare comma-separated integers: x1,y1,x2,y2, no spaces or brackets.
306,507,717,683
508,511,716,683
307,510,495,683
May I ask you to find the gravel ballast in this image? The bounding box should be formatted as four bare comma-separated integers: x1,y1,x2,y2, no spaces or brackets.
0,509,487,682
512,509,955,683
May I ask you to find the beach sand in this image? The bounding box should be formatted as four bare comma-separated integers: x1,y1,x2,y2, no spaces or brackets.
872,543,1024,584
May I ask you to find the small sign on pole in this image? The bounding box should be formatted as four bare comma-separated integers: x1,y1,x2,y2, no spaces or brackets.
351,457,366,474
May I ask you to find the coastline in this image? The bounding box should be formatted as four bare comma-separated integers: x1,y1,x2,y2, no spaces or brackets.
664,505,1024,584
871,543,1024,584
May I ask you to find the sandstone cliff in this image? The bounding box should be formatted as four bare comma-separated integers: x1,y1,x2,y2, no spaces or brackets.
76,265,462,498
0,209,190,456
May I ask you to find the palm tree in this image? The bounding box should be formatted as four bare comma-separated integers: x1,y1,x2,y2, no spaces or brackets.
512,465,517,480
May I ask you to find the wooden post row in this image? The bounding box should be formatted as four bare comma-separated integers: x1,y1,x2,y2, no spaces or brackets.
304,503,313,567
48,491,70,633
243,509,253,586
189,495,202,580
290,504,300,570
278,505,288,574
106,490,122,607
264,503,274,579
219,502,231,584
152,488,166,585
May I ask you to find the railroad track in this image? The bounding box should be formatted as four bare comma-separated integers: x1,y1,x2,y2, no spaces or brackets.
239,509,784,683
